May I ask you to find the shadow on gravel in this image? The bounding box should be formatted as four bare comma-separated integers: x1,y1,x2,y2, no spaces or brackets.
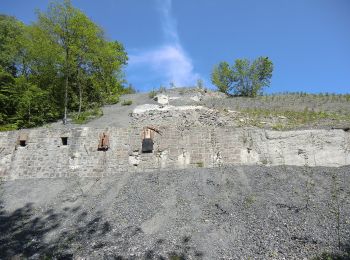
0,200,194,259
313,242,350,260
0,200,72,258
0,200,116,258
313,246,350,260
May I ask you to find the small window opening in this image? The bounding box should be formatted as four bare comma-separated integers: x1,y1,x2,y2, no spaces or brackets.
61,137,68,146
141,126,161,153
142,138,154,153
18,133,28,147
98,133,109,151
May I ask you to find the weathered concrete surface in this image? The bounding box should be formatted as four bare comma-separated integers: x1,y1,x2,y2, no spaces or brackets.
0,166,349,259
245,128,350,167
0,127,349,180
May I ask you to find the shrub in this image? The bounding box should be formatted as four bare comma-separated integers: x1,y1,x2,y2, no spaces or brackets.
0,123,18,131
158,86,166,93
72,107,103,124
123,84,137,94
196,162,204,167
149,90,157,99
105,95,119,104
121,100,132,106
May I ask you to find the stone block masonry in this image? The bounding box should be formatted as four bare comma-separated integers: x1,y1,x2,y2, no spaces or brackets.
0,126,349,180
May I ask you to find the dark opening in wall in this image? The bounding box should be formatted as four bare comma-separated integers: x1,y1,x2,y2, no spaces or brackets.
61,137,68,146
98,133,109,151
141,126,161,154
142,138,154,153
18,133,28,147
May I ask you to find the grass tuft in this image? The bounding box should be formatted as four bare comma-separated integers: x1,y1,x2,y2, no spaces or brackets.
196,162,204,167
72,107,103,124
0,123,18,132
121,100,133,106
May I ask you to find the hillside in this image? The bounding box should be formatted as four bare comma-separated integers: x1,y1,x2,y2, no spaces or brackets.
0,88,350,259
79,88,350,131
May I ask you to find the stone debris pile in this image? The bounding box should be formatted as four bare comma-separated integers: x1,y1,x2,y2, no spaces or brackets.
131,104,241,128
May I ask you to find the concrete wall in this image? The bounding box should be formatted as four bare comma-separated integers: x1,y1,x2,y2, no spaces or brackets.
0,126,349,180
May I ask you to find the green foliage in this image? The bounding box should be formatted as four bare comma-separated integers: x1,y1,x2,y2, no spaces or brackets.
240,108,350,130
0,1,128,129
149,90,157,99
196,162,204,167
158,85,166,93
72,107,103,124
122,84,136,94
16,82,60,128
105,94,119,105
148,85,167,99
244,195,256,207
211,61,232,94
0,124,17,132
211,57,273,97
121,100,132,106
0,68,17,124
0,15,25,76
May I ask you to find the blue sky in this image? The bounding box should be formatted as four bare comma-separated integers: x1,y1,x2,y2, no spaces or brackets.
1,0,350,93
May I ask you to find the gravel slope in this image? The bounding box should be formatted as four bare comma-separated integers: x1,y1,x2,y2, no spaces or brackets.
1,165,350,259
85,93,158,128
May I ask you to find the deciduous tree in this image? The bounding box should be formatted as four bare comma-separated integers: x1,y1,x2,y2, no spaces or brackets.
211,57,273,97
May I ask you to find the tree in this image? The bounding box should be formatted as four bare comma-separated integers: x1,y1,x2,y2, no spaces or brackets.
16,82,58,128
35,0,128,123
211,61,232,95
0,15,25,76
0,16,27,125
211,57,273,97
0,67,17,124
0,1,128,129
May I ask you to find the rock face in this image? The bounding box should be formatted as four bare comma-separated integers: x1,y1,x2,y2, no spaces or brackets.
154,94,169,105
0,126,349,180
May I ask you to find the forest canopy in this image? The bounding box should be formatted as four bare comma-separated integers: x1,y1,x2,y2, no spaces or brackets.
0,0,128,129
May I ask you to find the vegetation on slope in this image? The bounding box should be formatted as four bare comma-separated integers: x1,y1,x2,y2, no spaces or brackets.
0,0,128,129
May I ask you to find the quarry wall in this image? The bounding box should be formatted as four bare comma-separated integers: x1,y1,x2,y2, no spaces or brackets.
0,126,349,180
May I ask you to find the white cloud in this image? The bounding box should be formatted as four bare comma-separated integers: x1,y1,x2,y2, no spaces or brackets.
129,0,200,87
157,0,178,42
130,44,199,86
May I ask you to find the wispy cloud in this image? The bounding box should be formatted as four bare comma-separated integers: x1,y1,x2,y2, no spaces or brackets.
129,0,200,87
157,0,178,43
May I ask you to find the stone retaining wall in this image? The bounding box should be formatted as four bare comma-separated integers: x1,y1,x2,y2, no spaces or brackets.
0,126,349,180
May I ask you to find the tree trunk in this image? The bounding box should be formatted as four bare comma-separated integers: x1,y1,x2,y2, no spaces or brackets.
28,103,31,125
63,14,69,125
63,71,68,125
78,83,82,114
78,68,82,114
